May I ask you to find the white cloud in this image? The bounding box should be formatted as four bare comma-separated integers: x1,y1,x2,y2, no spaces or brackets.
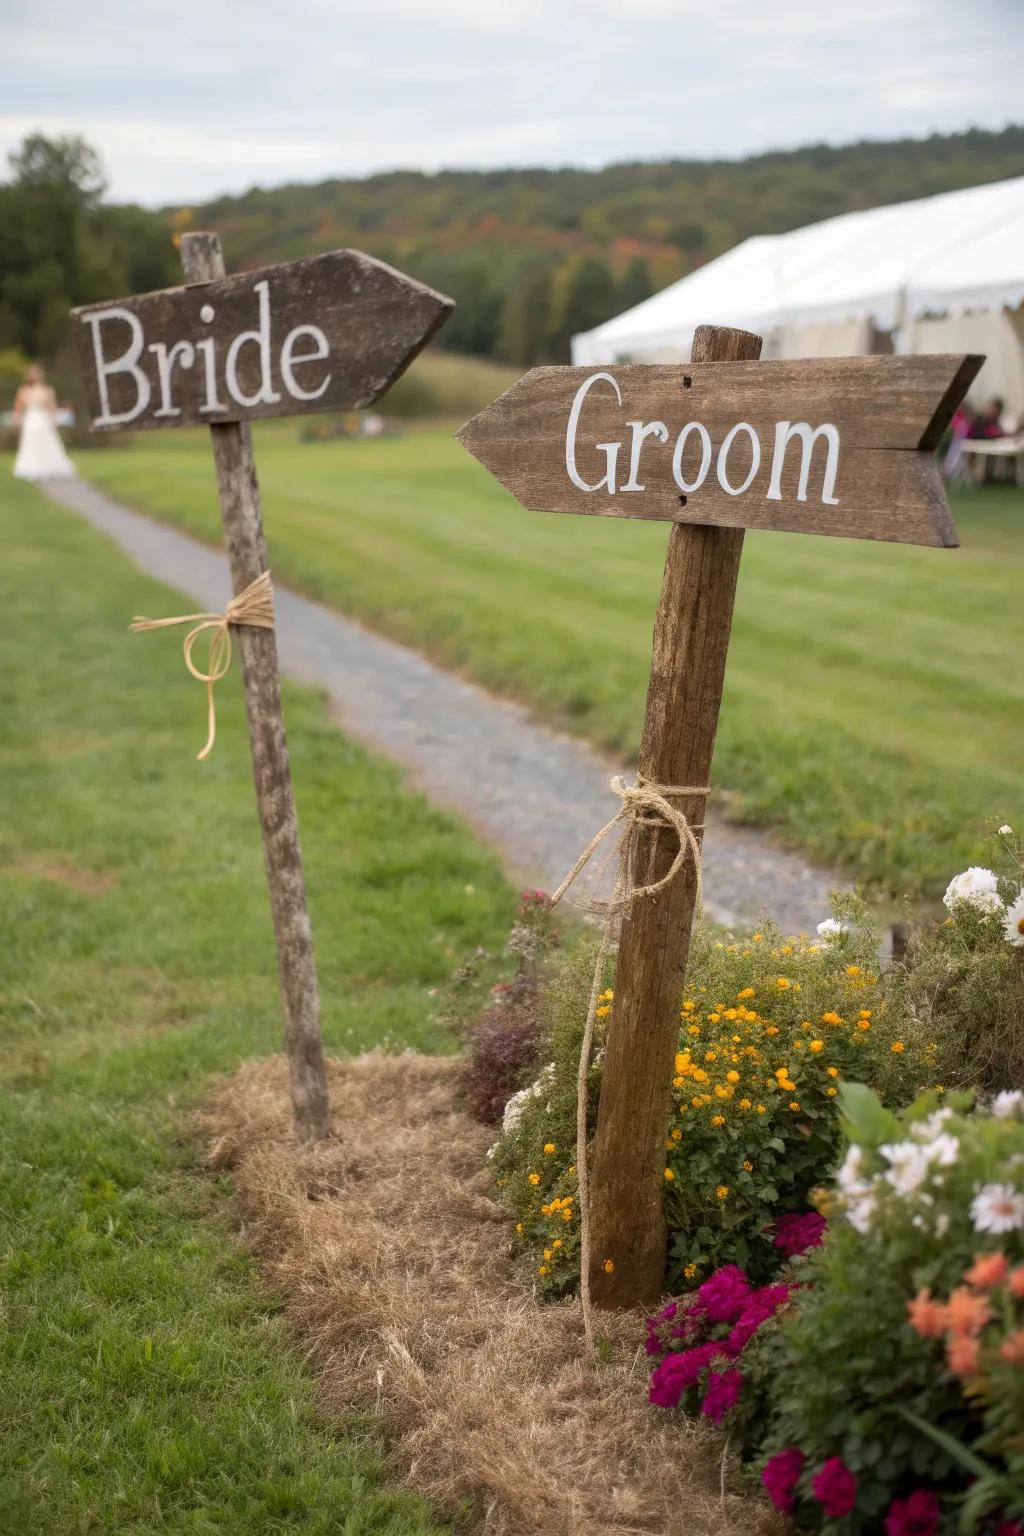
0,0,1020,204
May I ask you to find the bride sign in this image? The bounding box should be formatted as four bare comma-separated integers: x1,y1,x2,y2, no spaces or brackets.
73,236,452,1142
460,326,981,1309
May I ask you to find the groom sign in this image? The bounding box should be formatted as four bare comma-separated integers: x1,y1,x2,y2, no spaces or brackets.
73,238,452,1142
460,326,981,1309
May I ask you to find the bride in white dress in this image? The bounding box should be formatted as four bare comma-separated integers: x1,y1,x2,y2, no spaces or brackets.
13,364,76,480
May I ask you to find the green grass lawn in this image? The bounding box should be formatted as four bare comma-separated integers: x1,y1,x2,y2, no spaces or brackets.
79,423,1023,902
0,476,514,1533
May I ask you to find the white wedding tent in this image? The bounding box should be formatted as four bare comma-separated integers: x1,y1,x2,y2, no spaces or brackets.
572,176,1024,417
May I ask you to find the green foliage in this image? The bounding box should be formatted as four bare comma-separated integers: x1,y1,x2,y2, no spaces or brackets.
0,133,178,393
743,1090,1024,1531
0,476,514,1531
81,428,1024,901
188,124,1024,361
887,831,1024,1092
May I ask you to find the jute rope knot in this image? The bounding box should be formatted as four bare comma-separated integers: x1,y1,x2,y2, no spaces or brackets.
130,570,275,761
548,773,708,1348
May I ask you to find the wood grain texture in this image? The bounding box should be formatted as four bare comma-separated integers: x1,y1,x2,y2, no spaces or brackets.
73,247,453,431
181,232,330,1142
587,324,763,1309
457,354,981,547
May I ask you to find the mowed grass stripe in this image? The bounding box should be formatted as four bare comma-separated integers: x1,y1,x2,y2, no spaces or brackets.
0,477,513,1534
78,426,1023,897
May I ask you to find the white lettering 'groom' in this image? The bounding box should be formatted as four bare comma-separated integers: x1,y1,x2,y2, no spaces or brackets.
565,372,623,493
86,308,152,427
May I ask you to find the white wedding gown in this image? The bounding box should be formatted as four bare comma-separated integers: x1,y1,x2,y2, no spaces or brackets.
14,398,76,480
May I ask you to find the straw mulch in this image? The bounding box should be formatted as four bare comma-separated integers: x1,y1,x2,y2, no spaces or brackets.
200,1052,783,1536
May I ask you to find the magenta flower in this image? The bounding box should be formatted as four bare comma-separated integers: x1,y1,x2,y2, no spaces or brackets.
700,1367,742,1425
773,1210,827,1256
696,1264,751,1323
885,1490,941,1536
648,1342,724,1408
762,1448,805,1514
726,1283,792,1353
812,1457,858,1518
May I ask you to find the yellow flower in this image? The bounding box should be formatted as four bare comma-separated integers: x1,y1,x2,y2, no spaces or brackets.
826,1086,837,1097
809,1039,824,1053
664,1168,675,1181
724,1007,738,1021
766,1025,780,1036
552,1238,562,1248
704,1050,717,1062
515,1222,524,1234
543,1142,556,1154
776,976,790,990
715,1185,729,1200
562,1208,572,1222
688,1023,701,1036
821,1012,842,1026
543,1248,552,1261
826,1066,839,1078
726,1070,741,1084
859,1008,872,1019
528,1172,540,1186
714,1085,730,1100
739,1098,752,1110
538,1265,549,1276
857,1018,871,1031
756,1104,766,1114
781,944,793,956
691,1095,704,1109
753,932,764,942
671,1127,682,1141
684,1263,698,1280
789,1101,801,1112
891,1041,905,1054
737,987,755,999
602,1258,614,1274
709,1012,721,1023
595,1004,611,1018
846,964,861,976
682,999,696,1012
711,1114,726,1127
742,1159,753,1172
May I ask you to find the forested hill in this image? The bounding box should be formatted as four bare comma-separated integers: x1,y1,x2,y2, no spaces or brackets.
186,125,1024,363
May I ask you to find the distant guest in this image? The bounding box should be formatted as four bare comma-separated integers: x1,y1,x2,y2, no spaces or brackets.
969,397,1005,440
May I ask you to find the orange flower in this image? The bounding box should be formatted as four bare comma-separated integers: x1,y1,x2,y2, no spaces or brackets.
965,1252,1010,1291
907,1288,948,1339
1000,1329,1024,1366
1010,1265,1024,1299
945,1286,991,1338
946,1334,980,1377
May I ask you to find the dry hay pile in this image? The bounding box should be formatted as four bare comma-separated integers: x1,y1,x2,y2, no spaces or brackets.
201,1052,781,1536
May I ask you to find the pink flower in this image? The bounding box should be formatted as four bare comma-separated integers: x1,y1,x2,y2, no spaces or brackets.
811,1457,858,1518
994,1524,1024,1536
700,1367,742,1425
727,1283,792,1353
762,1448,805,1514
648,1342,724,1409
697,1264,751,1324
773,1211,827,1257
885,1489,941,1536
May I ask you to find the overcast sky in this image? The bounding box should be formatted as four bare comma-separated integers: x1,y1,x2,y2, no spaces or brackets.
1,0,1022,206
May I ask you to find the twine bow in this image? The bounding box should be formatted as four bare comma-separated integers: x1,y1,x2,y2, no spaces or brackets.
130,570,275,761
548,773,708,1348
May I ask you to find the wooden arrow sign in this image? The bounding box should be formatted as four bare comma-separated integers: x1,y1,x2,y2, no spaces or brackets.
458,353,982,546
458,327,982,1311
72,249,452,432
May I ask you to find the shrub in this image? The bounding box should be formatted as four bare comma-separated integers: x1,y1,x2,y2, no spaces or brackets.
491,900,934,1293
887,830,1024,1093
742,1085,1024,1533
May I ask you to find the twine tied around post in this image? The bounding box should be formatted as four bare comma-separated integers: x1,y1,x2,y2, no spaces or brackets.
548,774,708,1348
130,570,275,761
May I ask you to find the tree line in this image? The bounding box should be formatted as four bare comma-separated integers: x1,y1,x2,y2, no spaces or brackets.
3,123,1024,403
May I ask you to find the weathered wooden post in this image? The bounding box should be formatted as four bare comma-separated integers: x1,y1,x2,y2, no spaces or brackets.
459,332,981,1304
72,237,452,1141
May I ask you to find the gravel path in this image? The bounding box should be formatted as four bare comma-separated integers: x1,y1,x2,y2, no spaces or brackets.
46,477,843,932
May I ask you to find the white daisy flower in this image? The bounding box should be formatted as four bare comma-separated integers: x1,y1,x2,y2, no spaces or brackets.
998,824,1013,836
992,1090,1024,1119
816,918,849,939
911,1108,953,1142
943,866,1003,916
920,1133,959,1169
1002,890,1024,948
846,1190,877,1234
880,1141,933,1197
971,1183,1024,1234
